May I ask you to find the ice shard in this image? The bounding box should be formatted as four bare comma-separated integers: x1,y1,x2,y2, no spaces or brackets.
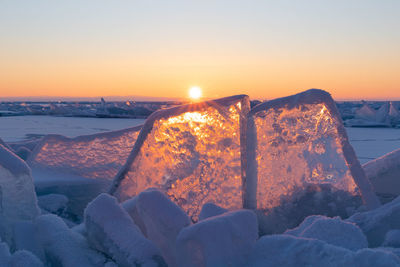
246,89,379,233
28,125,142,180
111,95,250,220
0,144,39,242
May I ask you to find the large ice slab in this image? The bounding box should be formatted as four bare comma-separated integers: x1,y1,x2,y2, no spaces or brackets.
0,144,39,243
28,125,142,180
246,89,379,233
111,95,250,220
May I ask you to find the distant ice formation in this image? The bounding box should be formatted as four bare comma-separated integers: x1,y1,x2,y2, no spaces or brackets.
111,95,250,220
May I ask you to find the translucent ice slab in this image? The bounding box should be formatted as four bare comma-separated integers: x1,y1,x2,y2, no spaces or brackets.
111,95,250,220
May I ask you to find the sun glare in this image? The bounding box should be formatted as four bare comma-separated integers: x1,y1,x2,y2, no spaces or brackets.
189,86,202,100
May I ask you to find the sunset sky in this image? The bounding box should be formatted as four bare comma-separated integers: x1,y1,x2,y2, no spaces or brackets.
1,0,399,100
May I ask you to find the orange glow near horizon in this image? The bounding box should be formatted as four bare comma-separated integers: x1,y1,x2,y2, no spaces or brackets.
0,2,399,101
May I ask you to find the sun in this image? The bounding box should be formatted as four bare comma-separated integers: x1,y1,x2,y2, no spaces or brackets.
188,86,202,100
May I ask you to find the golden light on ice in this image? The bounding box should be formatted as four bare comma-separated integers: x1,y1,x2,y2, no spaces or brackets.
188,86,202,100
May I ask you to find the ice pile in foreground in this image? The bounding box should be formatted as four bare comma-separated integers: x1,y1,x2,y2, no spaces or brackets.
0,144,39,243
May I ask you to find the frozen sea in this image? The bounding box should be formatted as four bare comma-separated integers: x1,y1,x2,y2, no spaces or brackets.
1,115,400,164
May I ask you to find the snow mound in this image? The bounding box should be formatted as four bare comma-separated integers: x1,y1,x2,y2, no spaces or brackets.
28,125,142,180
111,95,250,220
247,234,400,267
129,189,191,267
13,221,45,262
199,202,228,221
285,215,367,251
176,210,258,267
363,148,400,202
35,214,106,267
9,250,44,267
38,194,69,214
84,193,165,266
348,195,400,247
246,89,379,234
382,230,400,247
0,144,39,243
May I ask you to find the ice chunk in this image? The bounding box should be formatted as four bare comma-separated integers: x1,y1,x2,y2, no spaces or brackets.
35,214,106,267
28,125,142,180
199,202,228,221
84,193,164,266
10,250,44,267
37,194,68,214
0,144,39,243
285,215,367,251
382,230,400,247
0,241,11,266
348,196,400,247
247,234,400,267
176,210,258,267
13,221,45,262
363,148,400,202
355,102,377,121
133,189,191,267
111,95,250,220
246,89,379,233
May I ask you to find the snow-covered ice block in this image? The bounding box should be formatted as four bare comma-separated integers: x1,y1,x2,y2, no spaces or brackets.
0,144,39,243
111,95,250,220
199,202,228,221
246,89,379,233
348,196,400,247
28,125,142,180
247,234,400,267
10,250,44,267
383,230,400,247
363,148,400,201
13,221,45,262
284,215,367,251
35,214,106,267
84,193,164,267
38,194,68,214
15,147,31,161
134,189,191,267
176,210,258,267
0,241,11,266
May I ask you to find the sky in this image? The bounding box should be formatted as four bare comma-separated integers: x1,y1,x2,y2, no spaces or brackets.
0,0,399,100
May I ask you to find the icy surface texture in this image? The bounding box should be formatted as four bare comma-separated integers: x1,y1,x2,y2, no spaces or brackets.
363,148,400,200
247,234,400,267
132,189,191,267
9,250,44,267
28,125,142,180
84,193,164,267
348,195,400,247
246,89,379,232
382,230,400,247
0,144,39,243
199,202,228,221
35,214,106,267
284,215,367,251
112,95,250,220
176,210,258,267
